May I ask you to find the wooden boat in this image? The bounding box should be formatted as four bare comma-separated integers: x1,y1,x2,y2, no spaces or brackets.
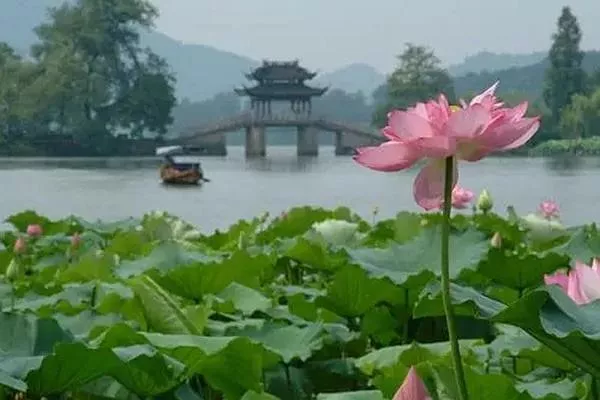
156,146,205,185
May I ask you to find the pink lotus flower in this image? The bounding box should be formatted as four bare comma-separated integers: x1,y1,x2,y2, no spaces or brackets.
13,237,26,254
544,260,600,305
434,186,474,210
393,367,431,400
539,200,559,219
26,224,42,237
354,82,540,209
451,186,474,209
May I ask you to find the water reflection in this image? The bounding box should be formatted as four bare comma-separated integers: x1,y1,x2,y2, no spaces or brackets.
543,155,585,175
244,154,321,172
159,182,206,191
2,150,600,231
0,157,159,170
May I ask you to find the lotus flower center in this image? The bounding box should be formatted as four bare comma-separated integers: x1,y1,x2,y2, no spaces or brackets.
450,105,461,113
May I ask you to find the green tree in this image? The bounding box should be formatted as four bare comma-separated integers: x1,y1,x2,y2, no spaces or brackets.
372,43,455,127
31,0,176,144
543,6,586,128
314,89,373,124
0,43,42,145
559,88,600,139
589,68,600,91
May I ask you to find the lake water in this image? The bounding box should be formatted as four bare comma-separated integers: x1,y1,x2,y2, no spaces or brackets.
0,146,598,232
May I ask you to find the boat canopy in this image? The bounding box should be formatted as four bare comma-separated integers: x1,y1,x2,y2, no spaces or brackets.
156,145,204,157
156,146,183,156
171,155,203,165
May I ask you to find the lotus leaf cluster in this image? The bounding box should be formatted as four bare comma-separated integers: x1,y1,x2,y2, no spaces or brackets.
0,206,598,399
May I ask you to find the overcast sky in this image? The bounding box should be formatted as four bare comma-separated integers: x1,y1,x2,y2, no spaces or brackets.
149,0,599,73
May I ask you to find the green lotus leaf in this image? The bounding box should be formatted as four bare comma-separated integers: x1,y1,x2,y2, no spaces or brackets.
315,391,385,400
415,282,600,378
348,226,489,287
129,275,200,335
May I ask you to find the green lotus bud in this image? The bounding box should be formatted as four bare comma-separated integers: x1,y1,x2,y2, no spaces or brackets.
238,231,249,249
521,213,567,243
5,258,22,281
490,232,502,248
477,189,494,213
312,219,362,246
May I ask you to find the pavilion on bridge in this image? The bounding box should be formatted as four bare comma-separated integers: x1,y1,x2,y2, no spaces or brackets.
235,60,328,118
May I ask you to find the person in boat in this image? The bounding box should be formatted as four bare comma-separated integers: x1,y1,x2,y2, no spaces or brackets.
164,154,175,167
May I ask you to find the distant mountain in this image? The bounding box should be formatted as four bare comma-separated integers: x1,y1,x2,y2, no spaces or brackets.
454,50,600,99
2,0,598,106
315,63,385,97
140,30,258,102
447,51,548,77
0,0,383,102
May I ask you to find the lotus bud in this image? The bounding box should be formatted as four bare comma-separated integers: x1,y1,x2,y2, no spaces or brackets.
71,232,81,249
312,219,361,246
5,259,22,281
26,224,43,238
477,189,493,213
13,237,26,254
392,366,431,400
490,232,502,248
238,231,248,249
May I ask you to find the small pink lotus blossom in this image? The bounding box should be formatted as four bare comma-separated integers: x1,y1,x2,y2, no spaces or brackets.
451,186,474,209
71,232,81,249
539,200,559,219
354,82,540,209
26,224,42,238
393,367,431,400
13,237,26,254
544,260,600,305
434,186,474,210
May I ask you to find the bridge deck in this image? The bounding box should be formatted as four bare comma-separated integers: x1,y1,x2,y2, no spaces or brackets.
175,113,385,143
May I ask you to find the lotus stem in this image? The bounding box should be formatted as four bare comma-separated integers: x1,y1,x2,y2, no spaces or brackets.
441,156,469,400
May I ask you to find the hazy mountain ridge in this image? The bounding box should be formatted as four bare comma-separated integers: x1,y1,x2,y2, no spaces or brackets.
447,51,548,77
2,0,598,104
453,51,600,98
315,63,385,98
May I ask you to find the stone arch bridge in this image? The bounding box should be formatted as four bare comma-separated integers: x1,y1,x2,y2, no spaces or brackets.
168,113,385,157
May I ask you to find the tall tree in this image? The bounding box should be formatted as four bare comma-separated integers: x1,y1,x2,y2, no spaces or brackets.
372,43,455,126
543,6,586,126
559,88,600,139
31,0,176,143
0,43,42,143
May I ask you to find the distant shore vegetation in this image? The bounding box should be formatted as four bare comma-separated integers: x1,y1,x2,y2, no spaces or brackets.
0,2,599,157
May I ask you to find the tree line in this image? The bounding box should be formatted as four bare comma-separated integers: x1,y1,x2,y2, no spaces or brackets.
0,1,598,155
171,6,600,150
0,0,176,156
374,6,600,146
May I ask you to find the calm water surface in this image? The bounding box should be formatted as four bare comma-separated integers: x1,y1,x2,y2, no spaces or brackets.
0,147,598,232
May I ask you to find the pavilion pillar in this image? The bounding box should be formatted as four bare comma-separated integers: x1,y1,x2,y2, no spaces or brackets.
297,125,319,156
245,125,266,157
334,130,344,155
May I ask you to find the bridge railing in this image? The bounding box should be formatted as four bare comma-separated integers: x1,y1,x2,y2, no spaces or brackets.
179,113,385,141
